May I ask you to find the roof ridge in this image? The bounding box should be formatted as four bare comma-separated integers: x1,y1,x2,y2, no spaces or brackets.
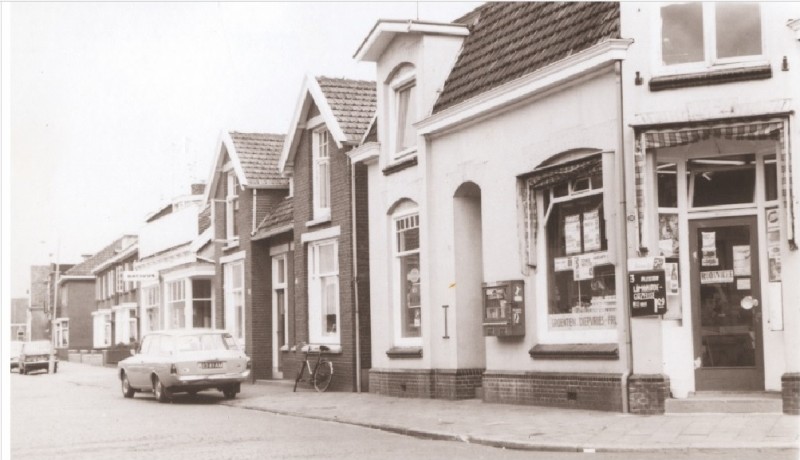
316,75,376,85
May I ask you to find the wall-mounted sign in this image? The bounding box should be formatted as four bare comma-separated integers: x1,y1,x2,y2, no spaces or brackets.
123,271,158,283
628,270,667,317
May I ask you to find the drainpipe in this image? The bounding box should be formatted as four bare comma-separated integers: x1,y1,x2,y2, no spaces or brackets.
349,153,362,392
616,60,634,413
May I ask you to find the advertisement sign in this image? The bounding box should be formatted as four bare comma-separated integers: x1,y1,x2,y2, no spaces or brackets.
732,245,751,276
629,270,667,317
582,209,601,252
123,271,158,283
564,214,582,254
700,270,734,284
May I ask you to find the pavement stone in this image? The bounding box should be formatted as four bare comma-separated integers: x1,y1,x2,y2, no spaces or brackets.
55,362,800,453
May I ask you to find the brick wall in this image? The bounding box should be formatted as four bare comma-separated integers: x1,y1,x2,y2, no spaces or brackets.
483,371,623,412
65,280,97,350
628,374,670,415
369,368,484,400
354,162,372,373
291,109,370,392
782,373,800,415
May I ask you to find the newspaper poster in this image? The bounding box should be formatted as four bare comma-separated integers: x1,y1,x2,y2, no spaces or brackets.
564,214,582,254
732,245,751,276
701,231,718,266
766,209,781,282
658,214,679,257
582,209,601,252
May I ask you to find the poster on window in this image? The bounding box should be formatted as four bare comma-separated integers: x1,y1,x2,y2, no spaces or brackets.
700,270,734,284
658,214,679,257
732,245,751,276
766,209,781,282
701,231,718,266
573,255,594,281
582,209,601,252
564,214,582,254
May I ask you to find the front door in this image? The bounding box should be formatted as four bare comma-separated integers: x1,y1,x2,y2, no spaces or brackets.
689,216,763,391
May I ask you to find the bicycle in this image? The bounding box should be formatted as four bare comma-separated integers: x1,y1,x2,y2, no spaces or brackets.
293,342,333,392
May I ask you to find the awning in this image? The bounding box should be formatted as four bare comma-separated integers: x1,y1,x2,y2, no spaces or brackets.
634,118,795,248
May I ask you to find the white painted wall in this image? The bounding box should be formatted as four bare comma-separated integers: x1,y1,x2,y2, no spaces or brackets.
138,204,200,258
619,3,800,395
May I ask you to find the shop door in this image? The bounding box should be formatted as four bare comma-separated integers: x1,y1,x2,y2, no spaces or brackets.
689,216,763,391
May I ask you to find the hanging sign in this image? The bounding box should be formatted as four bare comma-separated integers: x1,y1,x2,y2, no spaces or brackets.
582,209,601,252
564,214,582,254
628,270,667,317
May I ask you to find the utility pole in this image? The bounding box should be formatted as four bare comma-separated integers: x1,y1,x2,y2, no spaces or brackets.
49,242,60,373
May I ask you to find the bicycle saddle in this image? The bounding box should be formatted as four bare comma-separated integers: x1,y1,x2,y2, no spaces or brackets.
319,345,330,352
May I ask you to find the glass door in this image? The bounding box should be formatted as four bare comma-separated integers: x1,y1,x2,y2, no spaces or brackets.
689,216,763,391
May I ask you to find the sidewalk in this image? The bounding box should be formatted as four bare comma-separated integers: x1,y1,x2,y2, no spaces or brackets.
230,379,800,453
58,362,799,453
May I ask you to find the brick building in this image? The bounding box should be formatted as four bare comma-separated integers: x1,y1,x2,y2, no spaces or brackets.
278,76,375,391
10,298,28,341
90,236,138,348
202,131,289,379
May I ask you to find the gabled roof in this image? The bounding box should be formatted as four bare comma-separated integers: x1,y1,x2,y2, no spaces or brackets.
63,235,137,278
202,131,288,207
252,197,293,240
278,75,376,173
432,2,621,113
353,19,470,62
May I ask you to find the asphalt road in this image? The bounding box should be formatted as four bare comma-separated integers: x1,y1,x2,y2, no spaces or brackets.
9,363,797,460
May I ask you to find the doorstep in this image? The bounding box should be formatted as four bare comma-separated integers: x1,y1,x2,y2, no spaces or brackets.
665,391,782,414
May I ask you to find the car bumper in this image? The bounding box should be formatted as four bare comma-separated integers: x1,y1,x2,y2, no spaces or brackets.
22,361,53,370
168,370,250,387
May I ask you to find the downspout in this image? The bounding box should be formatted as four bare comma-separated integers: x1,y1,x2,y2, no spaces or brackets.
349,153,362,392
252,189,257,234
616,60,634,413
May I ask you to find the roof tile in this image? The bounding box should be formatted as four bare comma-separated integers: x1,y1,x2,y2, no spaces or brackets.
229,132,288,187
63,235,137,277
315,77,377,143
434,2,620,113
255,198,293,237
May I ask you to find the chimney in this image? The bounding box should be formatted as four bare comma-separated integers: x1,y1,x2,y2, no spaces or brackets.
191,183,206,196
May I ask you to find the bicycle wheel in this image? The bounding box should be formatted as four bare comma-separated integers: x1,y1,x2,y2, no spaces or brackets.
313,360,333,392
293,361,306,392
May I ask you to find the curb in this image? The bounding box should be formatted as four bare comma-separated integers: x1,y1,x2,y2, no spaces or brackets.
225,402,800,454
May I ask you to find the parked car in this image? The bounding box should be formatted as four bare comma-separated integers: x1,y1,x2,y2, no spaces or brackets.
117,329,251,402
18,340,57,375
10,341,23,371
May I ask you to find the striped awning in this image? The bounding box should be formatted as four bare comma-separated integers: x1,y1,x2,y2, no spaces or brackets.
634,119,795,248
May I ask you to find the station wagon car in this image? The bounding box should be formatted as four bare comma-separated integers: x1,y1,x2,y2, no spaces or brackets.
18,340,58,375
117,329,251,402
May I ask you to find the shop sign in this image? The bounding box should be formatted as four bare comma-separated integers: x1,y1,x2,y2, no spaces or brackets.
700,270,734,284
123,271,157,282
629,270,666,317
549,311,616,330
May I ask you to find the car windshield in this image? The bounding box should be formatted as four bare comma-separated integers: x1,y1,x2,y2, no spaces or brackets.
22,341,52,354
175,334,232,352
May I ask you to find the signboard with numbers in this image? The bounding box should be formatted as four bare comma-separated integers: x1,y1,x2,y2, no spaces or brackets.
628,271,667,317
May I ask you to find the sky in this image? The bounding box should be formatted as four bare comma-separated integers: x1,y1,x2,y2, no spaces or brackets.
5,1,480,299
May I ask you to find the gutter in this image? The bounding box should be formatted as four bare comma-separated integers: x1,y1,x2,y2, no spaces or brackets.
615,60,634,413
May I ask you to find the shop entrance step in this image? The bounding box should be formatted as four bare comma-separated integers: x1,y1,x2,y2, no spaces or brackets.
665,391,782,414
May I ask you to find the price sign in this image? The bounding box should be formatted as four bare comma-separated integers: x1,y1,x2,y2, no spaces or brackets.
628,270,667,317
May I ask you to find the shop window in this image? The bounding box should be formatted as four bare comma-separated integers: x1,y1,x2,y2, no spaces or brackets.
308,239,339,344
224,261,245,343
192,279,212,328
689,154,756,208
226,171,240,242
312,128,331,220
166,280,186,329
394,210,421,341
764,155,778,202
660,2,762,67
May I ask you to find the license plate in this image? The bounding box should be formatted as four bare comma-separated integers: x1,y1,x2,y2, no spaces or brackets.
200,361,223,369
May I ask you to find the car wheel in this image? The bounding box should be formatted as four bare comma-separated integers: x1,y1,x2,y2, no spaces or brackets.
153,376,171,403
121,373,135,398
222,386,237,399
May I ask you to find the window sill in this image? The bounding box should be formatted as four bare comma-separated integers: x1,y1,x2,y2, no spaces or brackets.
529,343,618,360
224,239,240,250
386,346,423,359
300,343,342,354
305,216,331,228
382,156,418,176
649,63,772,92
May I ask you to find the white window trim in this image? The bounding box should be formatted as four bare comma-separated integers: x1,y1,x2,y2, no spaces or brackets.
307,238,340,345
652,2,766,76
272,254,289,352
219,250,246,265
392,208,422,347
300,225,341,244
190,278,214,329
389,68,418,162
165,279,187,330
312,127,332,221
224,260,246,345
226,170,241,245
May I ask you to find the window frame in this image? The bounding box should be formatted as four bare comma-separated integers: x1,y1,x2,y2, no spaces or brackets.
224,261,246,345
654,2,765,75
312,127,332,221
389,67,417,161
272,254,290,349
165,279,186,330
307,238,340,345
142,285,161,333
226,170,240,243
392,207,422,346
